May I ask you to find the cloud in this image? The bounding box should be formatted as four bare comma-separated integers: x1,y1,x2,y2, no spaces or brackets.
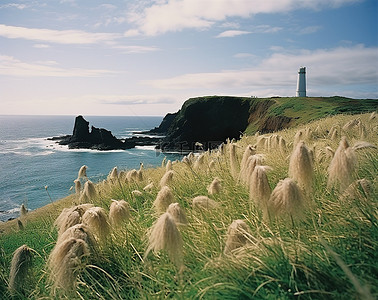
33,44,50,48
216,30,251,38
298,26,322,35
57,94,177,105
126,0,360,36
113,45,160,53
0,3,27,9
145,45,378,92
0,24,120,44
0,55,116,77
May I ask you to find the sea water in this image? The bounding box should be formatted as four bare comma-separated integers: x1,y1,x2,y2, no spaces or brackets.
0,115,181,221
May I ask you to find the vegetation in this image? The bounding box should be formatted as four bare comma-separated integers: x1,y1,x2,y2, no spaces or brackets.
0,112,377,299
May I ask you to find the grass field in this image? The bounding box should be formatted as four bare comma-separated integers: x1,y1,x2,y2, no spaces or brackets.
0,112,377,299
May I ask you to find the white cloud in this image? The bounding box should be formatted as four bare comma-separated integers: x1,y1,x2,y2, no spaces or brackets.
126,0,360,36
298,26,322,35
0,55,116,77
80,94,176,105
216,30,251,38
113,45,160,53
145,45,378,93
234,53,255,58
0,3,27,9
0,24,120,44
33,44,50,48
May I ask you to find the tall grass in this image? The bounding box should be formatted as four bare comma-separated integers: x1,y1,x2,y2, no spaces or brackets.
0,112,377,299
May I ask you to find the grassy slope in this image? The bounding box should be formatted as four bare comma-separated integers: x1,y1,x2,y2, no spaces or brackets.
0,112,377,299
245,96,378,135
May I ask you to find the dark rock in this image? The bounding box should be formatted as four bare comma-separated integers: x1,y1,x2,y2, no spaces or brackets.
54,116,161,151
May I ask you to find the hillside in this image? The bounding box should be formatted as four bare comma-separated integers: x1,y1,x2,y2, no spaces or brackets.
0,112,377,299
150,96,377,151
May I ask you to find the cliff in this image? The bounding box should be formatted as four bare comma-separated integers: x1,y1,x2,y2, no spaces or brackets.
152,96,377,151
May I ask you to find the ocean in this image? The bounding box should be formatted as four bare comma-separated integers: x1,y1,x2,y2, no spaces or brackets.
0,115,181,222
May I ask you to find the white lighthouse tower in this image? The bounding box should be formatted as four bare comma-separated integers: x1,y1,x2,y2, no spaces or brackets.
296,67,306,97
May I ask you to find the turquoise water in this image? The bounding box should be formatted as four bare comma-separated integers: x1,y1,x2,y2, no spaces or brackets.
0,115,180,221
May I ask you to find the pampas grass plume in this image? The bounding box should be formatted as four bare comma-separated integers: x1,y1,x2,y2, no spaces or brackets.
8,245,33,294
249,166,272,214
154,186,174,213
229,143,238,179
54,204,93,237
207,177,222,195
224,220,251,254
267,178,305,220
126,169,138,182
239,145,256,179
160,170,174,187
143,182,154,192
82,207,110,242
328,136,358,192
56,224,97,254
109,200,131,227
165,160,172,171
79,180,97,202
288,141,314,193
74,179,81,194
48,238,89,293
192,196,219,210
78,165,87,179
132,190,143,197
108,166,118,181
166,203,188,225
145,212,183,268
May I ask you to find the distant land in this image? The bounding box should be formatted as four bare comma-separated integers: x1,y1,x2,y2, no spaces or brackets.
54,96,377,152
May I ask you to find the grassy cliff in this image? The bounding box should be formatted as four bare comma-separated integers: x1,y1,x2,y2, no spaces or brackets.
0,111,377,299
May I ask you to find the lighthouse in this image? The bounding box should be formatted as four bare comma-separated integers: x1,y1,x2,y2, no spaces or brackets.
296,67,306,97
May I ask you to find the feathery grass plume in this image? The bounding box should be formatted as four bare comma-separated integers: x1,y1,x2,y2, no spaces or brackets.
143,182,154,192
8,244,33,295
192,196,219,210
243,154,265,185
208,160,215,172
325,146,335,159
193,153,205,171
54,204,93,237
48,238,89,294
132,190,143,197
160,170,174,187
207,177,222,195
56,224,97,254
278,136,287,154
359,122,367,139
20,203,28,218
137,163,144,181
342,118,359,131
107,166,118,182
267,178,305,220
270,134,280,149
224,220,251,255
153,186,174,214
288,141,314,194
55,208,82,237
74,179,81,194
145,212,183,268
79,180,97,202
256,136,267,150
166,203,188,225
369,111,376,121
229,143,238,179
82,207,110,243
126,169,138,182
109,200,131,227
327,136,358,192
239,145,256,180
352,141,377,151
161,157,166,167
293,130,304,147
165,160,172,171
187,152,194,162
331,127,339,141
78,165,87,179
249,166,272,215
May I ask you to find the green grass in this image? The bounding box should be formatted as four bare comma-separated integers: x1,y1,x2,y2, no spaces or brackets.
0,112,377,299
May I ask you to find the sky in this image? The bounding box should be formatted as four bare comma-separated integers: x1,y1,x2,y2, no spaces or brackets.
0,0,377,116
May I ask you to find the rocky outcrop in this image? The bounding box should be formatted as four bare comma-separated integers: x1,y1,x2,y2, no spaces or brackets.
55,116,161,150
155,96,254,151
